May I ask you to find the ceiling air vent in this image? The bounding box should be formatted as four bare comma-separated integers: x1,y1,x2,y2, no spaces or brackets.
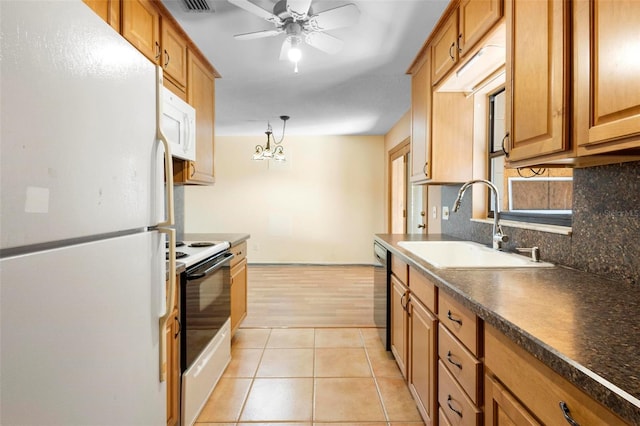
180,0,215,12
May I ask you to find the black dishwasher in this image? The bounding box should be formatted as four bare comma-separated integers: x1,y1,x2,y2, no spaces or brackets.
373,241,391,350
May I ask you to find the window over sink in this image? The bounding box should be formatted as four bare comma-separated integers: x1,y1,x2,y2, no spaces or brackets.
487,88,573,227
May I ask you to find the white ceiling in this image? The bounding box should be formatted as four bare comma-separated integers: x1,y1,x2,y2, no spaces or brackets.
161,0,449,136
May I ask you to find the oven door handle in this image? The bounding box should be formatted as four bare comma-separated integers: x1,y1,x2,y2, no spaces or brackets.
187,253,234,280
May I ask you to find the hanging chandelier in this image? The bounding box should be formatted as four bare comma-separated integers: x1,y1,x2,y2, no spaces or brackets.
252,115,289,161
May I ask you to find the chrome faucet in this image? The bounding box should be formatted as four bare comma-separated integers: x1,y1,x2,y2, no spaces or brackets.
452,179,509,250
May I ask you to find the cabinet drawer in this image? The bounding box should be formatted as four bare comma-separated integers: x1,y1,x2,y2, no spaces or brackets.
391,254,408,283
230,241,247,267
485,324,627,426
438,360,482,426
438,324,482,405
438,291,481,356
408,266,436,312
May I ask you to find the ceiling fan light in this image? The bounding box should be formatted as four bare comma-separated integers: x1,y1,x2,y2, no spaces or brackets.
288,46,302,63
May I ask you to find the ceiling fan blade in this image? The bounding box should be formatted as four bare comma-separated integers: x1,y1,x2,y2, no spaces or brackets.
307,3,359,31
305,31,344,54
234,29,283,40
279,37,292,60
228,0,282,25
286,0,312,19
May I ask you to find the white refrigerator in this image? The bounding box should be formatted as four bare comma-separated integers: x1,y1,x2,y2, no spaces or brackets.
1,1,176,424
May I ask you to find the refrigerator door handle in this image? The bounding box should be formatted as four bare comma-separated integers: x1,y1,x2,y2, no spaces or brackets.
156,65,174,228
158,227,176,382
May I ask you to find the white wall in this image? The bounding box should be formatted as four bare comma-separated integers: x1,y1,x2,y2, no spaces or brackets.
184,135,385,264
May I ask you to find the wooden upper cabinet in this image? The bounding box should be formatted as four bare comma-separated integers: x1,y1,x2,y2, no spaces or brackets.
122,0,160,64
431,10,459,85
458,0,503,56
177,50,216,184
410,55,431,182
504,0,570,163
430,91,474,183
575,0,640,155
161,18,188,89
83,0,120,31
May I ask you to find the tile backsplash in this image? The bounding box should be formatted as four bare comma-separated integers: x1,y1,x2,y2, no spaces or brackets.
441,161,640,285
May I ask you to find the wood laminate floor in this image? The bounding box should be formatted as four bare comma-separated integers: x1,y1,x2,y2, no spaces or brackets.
241,265,376,328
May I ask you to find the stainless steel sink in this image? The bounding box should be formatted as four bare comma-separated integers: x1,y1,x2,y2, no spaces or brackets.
397,240,554,269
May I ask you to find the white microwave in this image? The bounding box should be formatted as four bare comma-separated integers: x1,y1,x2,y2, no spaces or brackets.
161,87,196,161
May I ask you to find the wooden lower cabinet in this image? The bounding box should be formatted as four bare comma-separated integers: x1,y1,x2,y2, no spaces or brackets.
437,291,482,425
485,374,540,426
165,273,180,426
230,258,247,334
408,296,437,425
390,275,409,378
229,241,248,335
485,324,627,425
165,308,180,426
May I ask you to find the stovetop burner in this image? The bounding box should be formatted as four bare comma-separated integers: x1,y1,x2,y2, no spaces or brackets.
189,242,215,248
168,240,231,268
166,251,188,260
166,241,185,249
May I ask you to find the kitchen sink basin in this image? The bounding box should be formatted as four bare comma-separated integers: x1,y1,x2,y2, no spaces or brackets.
397,240,554,269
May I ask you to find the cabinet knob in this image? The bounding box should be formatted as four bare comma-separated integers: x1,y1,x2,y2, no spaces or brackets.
501,132,510,158
447,310,463,326
449,42,456,61
164,49,170,68
446,395,463,418
559,401,580,426
154,41,161,61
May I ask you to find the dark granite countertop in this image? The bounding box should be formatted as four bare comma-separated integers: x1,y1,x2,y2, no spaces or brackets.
375,233,640,424
185,233,250,247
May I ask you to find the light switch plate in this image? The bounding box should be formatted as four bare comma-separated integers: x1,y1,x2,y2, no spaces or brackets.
432,206,437,219
442,206,450,220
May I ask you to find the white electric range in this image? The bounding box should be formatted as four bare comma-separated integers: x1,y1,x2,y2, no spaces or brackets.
168,240,230,268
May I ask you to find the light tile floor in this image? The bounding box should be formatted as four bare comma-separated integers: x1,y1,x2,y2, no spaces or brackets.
195,327,425,426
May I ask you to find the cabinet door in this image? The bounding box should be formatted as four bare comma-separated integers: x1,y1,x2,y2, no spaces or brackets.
166,309,180,426
184,51,216,184
430,92,474,183
505,0,569,162
161,18,188,89
122,0,160,63
230,258,248,335
485,374,541,426
458,0,503,57
408,297,437,425
575,0,640,154
410,56,431,182
83,0,120,31
390,275,409,378
431,10,459,85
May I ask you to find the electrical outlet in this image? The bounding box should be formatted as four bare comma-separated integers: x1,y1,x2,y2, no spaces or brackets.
442,206,450,221
432,206,437,219
253,242,260,252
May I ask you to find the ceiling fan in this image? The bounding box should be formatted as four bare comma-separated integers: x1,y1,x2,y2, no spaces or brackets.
228,0,360,71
